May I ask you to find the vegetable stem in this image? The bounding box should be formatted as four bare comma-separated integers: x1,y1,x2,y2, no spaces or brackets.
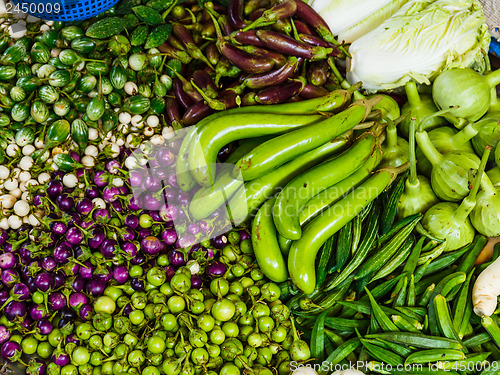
414,130,443,167
407,118,418,186
454,147,489,222
404,81,421,109
485,68,500,88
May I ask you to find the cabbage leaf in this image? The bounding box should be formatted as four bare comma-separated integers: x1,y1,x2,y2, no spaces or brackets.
346,0,491,92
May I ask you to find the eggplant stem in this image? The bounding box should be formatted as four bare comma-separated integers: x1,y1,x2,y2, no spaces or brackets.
485,68,500,88
414,130,443,167
408,117,418,186
454,146,490,222
404,81,422,109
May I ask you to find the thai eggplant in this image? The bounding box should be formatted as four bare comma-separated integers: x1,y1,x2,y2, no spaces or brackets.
397,118,439,219
380,117,409,168
471,112,500,161
433,67,500,122
415,115,480,202
422,146,488,251
470,147,500,237
399,81,446,139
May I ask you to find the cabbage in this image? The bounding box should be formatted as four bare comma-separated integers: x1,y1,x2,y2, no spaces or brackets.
346,0,491,92
308,0,409,44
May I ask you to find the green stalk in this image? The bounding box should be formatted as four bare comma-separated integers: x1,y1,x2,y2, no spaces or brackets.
404,81,422,109
406,118,419,187
414,130,443,167
386,118,398,151
485,69,500,89
454,146,490,222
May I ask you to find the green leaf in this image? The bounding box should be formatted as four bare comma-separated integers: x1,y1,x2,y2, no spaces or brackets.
132,5,165,26
144,24,173,48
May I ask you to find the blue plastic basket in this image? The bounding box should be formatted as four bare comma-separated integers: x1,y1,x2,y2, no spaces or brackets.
11,0,119,22
491,36,500,59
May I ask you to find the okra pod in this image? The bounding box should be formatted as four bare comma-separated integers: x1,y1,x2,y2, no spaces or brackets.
360,339,405,366
434,294,461,341
405,349,466,365
418,284,435,307
365,332,462,350
319,338,360,375
370,235,414,283
356,217,421,280
366,288,400,332
391,315,422,333
333,219,353,273
452,270,474,333
482,316,500,348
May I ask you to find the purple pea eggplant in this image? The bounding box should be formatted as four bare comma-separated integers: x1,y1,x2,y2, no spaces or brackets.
46,180,63,198
86,279,105,296
1,340,21,362
88,227,105,249
66,227,83,245
80,304,92,321
69,292,89,308
94,171,109,188
100,239,118,259
0,326,10,344
1,269,19,287
48,292,67,310
113,265,129,284
244,56,299,89
141,236,165,256
36,318,53,335
0,253,15,269
207,261,227,277
161,228,178,245
168,250,186,267
4,301,27,321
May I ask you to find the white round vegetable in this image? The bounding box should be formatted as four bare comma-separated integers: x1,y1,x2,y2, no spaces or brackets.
88,128,99,141
6,144,19,157
38,173,51,184
7,215,22,229
84,145,99,157
473,255,500,317
119,112,131,124
0,166,9,180
291,367,319,375
331,370,365,375
13,200,30,217
81,156,95,167
19,156,33,171
63,174,78,188
4,178,18,191
22,145,35,156
0,195,16,209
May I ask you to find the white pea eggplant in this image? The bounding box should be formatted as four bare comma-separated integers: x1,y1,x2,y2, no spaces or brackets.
397,117,438,218
422,146,489,252
415,112,480,202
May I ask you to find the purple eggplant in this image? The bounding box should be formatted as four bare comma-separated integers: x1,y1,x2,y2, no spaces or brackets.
76,198,93,215
80,304,92,320
168,250,186,266
207,261,227,277
53,242,72,264
86,279,105,296
141,236,165,256
93,171,109,188
69,292,89,308
232,30,264,47
256,79,305,104
4,301,27,321
36,318,53,335
35,272,54,292
113,266,129,284
0,326,10,345
46,180,63,198
48,292,67,310
244,56,299,89
100,239,118,259
228,0,249,29
0,253,15,269
1,269,19,287
1,340,21,362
